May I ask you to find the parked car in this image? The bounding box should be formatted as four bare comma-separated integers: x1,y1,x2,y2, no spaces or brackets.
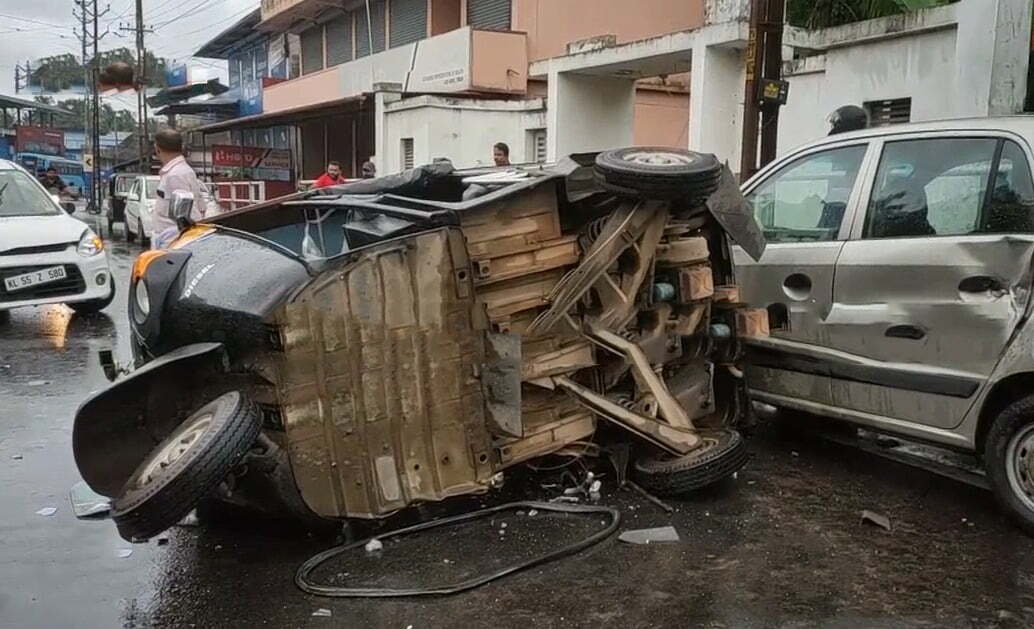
0,159,114,316
105,172,140,235
124,175,160,246
735,117,1034,533
73,148,769,543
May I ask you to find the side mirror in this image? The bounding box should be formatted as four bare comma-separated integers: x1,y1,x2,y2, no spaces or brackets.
170,190,195,229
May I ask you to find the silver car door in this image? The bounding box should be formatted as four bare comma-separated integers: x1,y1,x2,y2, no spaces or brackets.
830,133,1034,431
735,141,874,407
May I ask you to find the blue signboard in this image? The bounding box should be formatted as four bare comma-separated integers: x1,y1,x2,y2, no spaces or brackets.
0,137,12,160
166,64,188,87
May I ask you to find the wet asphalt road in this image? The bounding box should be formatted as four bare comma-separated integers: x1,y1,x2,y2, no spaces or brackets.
4,217,1034,628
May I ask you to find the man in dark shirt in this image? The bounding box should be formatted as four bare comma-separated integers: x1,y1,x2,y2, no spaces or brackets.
38,167,67,194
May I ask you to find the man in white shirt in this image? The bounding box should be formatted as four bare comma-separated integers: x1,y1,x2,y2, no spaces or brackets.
152,128,206,249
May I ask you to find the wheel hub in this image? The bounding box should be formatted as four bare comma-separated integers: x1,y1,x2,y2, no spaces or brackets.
622,150,697,167
135,412,213,489
1006,426,1034,510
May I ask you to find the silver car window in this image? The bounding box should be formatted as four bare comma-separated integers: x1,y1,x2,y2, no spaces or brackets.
746,145,866,243
984,140,1034,233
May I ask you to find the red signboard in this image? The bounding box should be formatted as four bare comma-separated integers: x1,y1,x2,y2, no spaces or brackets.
211,145,291,181
15,126,65,157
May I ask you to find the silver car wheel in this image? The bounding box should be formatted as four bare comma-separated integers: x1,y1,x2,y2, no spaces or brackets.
133,412,213,489
1006,424,1034,513
620,150,699,168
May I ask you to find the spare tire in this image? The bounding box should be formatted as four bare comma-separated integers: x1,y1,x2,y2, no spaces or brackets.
111,391,262,542
594,147,722,201
632,429,748,496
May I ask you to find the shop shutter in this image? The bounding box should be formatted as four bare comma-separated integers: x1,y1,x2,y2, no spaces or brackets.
356,0,387,57
389,0,427,48
467,0,510,30
326,13,353,66
401,138,415,170
300,25,325,75
865,98,912,127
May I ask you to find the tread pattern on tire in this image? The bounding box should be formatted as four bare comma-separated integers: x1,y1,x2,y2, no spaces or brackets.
594,147,722,201
632,430,749,496
984,394,1034,536
112,392,262,542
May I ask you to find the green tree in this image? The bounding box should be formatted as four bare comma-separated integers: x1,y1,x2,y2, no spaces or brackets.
786,0,955,29
29,48,169,95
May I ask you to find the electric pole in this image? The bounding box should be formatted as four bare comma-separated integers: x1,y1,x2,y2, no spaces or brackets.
739,0,786,179
120,0,152,172
75,1,90,162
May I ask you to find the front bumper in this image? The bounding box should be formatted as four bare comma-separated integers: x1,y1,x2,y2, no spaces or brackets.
0,247,113,310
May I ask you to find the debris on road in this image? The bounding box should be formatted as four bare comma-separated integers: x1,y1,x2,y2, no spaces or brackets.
35,507,57,517
624,480,674,514
312,608,332,617
11,453,23,460
364,538,383,553
527,509,539,517
26,380,50,387
619,526,680,545
117,548,133,558
178,510,200,527
69,480,111,519
860,510,892,531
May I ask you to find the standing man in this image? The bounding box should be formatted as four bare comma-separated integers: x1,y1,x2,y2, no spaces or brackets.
360,160,376,179
152,128,206,249
493,142,511,167
314,161,345,188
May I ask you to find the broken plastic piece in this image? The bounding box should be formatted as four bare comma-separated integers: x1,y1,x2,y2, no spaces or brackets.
312,609,332,617
35,507,57,517
69,481,111,519
860,510,891,531
618,526,680,544
364,538,383,553
117,548,133,558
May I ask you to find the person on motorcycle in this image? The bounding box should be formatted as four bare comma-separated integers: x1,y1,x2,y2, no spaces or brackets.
38,167,68,194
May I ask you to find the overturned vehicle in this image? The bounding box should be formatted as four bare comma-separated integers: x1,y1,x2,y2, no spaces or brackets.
74,148,769,542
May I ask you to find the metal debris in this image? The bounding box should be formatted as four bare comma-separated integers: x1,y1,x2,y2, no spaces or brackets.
618,526,681,545
35,507,57,517
364,538,383,553
312,609,332,617
860,510,892,531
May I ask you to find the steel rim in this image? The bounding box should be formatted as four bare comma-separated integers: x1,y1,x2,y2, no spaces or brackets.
621,150,696,167
1006,424,1034,512
134,412,213,489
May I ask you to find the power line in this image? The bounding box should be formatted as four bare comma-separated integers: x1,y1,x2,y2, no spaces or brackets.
0,13,75,29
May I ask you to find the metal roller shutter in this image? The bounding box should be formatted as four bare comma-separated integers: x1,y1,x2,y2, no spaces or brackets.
356,0,386,57
300,25,324,75
467,0,510,30
325,13,353,66
389,0,427,48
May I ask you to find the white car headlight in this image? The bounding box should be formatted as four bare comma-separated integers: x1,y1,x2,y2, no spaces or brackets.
134,279,150,321
77,229,104,257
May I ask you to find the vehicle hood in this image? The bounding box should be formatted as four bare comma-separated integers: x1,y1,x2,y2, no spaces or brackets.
0,214,87,252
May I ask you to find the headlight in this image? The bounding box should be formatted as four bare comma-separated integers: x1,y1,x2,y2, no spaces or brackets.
77,229,104,257
134,279,150,322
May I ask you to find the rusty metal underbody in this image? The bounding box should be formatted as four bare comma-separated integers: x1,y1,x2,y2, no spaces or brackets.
274,180,768,519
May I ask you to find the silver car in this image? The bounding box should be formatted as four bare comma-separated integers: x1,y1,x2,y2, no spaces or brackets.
735,117,1034,533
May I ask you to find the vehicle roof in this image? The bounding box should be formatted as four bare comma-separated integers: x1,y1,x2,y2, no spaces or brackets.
790,115,1034,154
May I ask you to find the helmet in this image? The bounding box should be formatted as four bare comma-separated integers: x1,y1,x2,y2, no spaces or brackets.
828,105,869,135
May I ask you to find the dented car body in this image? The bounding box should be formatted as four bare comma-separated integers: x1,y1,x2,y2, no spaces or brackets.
74,150,769,541
734,118,1034,533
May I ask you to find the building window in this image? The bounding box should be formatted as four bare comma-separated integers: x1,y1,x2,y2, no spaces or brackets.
467,0,511,30
527,129,547,163
864,98,911,127
325,13,354,66
390,0,428,48
356,0,386,57
300,24,325,75
401,138,415,170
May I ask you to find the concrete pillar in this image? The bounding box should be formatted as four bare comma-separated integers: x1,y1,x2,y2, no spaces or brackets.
546,69,635,162
688,42,744,168
955,0,1032,116
373,90,402,174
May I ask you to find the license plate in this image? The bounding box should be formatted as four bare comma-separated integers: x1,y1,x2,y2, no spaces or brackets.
4,266,67,292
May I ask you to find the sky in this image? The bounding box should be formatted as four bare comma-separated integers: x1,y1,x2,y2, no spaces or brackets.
0,0,255,110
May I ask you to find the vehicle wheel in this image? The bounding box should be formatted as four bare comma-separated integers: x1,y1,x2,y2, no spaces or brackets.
138,217,150,247
126,219,137,243
106,215,115,235
594,147,722,202
69,283,115,314
0,309,9,325
632,429,749,496
984,395,1034,536
111,391,263,542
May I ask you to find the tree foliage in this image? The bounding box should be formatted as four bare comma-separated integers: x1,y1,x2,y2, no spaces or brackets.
29,48,169,94
786,0,956,29
33,95,138,134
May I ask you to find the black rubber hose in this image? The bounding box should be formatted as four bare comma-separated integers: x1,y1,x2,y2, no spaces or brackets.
295,500,621,598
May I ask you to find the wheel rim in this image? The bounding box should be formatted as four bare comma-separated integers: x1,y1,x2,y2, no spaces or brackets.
621,150,697,168
133,412,213,489
1005,424,1034,512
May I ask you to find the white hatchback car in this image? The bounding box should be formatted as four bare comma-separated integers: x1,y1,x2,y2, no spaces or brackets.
0,160,114,315
124,175,160,246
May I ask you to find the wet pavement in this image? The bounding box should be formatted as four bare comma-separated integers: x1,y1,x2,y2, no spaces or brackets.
4,217,1034,628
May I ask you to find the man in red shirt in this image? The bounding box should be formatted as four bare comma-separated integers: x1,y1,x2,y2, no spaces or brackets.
314,161,345,188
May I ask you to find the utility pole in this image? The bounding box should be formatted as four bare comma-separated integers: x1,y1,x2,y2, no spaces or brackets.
119,0,152,172
13,61,31,93
75,1,90,161
739,0,786,179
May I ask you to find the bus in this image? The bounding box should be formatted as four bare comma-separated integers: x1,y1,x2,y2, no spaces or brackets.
14,153,89,199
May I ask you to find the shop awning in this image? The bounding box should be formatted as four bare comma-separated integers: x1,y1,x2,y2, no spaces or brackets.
192,94,367,133
0,93,74,116
148,79,230,108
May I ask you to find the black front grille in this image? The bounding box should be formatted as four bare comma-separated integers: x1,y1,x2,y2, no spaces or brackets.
0,242,73,257
0,264,86,303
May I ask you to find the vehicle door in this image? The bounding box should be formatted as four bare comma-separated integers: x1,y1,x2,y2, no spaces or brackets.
829,133,1034,430
735,141,875,407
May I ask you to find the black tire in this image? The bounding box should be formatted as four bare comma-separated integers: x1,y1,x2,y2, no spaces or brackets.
126,218,137,243
106,215,115,235
69,283,116,314
138,217,150,247
594,147,722,201
111,391,263,542
984,394,1034,536
633,429,749,496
